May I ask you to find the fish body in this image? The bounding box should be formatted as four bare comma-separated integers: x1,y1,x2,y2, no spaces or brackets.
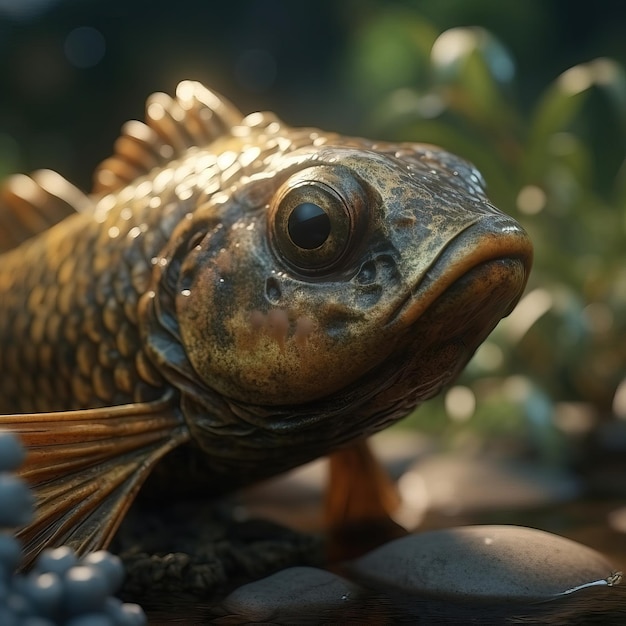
0,82,532,564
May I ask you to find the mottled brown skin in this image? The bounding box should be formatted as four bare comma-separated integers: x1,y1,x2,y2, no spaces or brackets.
0,82,532,564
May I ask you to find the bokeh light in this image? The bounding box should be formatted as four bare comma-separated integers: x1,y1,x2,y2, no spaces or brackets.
64,27,106,69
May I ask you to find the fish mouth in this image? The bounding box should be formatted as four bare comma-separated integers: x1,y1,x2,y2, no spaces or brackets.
369,223,532,408
387,217,533,332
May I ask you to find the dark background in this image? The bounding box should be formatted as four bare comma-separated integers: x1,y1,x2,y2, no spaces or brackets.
1,0,625,188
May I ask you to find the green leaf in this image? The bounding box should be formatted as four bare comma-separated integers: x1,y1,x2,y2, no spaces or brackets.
525,59,626,182
344,9,438,98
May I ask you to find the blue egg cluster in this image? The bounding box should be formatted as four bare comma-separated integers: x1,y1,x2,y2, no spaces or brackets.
0,431,147,626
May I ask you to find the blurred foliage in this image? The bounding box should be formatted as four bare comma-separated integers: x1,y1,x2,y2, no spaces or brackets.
345,8,626,462
1,0,625,463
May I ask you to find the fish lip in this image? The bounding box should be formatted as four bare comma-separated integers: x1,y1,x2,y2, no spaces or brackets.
386,216,533,329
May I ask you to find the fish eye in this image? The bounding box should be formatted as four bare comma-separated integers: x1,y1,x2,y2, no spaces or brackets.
287,202,331,250
270,167,366,275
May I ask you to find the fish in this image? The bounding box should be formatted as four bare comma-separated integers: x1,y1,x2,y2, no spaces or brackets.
0,81,532,567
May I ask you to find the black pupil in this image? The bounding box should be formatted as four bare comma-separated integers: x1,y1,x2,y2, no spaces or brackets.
287,203,331,249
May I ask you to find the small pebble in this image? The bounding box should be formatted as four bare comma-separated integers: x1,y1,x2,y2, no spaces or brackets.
0,534,23,576
222,566,362,621
35,546,79,576
63,565,110,614
82,551,125,593
350,525,620,601
64,614,114,626
104,597,147,626
20,617,56,626
0,474,35,527
0,432,26,471
5,589,32,616
21,571,63,616
0,607,18,626
118,602,148,626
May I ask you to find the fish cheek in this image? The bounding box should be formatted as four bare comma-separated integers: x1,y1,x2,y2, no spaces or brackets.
176,270,352,404
177,279,315,403
222,306,343,404
176,256,239,386
175,246,395,404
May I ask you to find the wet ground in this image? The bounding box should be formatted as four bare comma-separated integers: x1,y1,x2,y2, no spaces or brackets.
118,430,626,624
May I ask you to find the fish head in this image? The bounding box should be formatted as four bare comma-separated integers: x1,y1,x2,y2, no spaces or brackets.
163,143,531,402
143,140,532,473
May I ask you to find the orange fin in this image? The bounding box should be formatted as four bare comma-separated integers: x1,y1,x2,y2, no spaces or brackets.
93,81,244,193
0,169,92,253
0,396,189,568
325,439,406,560
325,438,401,526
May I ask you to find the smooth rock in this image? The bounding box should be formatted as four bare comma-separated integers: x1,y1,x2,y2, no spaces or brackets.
220,566,361,621
350,525,620,601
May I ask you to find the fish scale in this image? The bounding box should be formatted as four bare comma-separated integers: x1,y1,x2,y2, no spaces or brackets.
1,204,147,411
0,116,305,413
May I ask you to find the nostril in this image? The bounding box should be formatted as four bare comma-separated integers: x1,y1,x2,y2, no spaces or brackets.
376,254,399,282
265,276,282,304
355,260,376,285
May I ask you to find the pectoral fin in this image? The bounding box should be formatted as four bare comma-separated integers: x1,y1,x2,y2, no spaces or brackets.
0,396,189,568
325,439,406,560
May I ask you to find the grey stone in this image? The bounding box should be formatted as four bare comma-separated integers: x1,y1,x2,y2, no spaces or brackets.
220,566,361,621
350,525,620,601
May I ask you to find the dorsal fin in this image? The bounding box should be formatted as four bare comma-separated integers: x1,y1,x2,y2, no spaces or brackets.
93,81,244,194
0,169,92,253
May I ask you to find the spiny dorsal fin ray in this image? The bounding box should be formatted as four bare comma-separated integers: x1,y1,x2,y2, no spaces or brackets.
93,81,244,194
0,169,92,253
0,397,189,569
